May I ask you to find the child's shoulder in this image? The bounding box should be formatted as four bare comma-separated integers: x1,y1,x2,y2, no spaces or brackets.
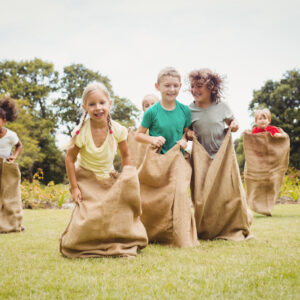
111,120,126,131
176,100,191,115
6,128,18,137
111,120,128,142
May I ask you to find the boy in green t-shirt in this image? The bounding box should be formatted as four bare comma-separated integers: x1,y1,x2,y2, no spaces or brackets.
135,67,191,154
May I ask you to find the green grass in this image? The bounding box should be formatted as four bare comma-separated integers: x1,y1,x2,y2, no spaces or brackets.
0,205,299,300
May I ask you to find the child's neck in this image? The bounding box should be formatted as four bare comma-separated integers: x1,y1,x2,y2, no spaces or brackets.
160,99,176,111
194,97,212,109
90,118,108,129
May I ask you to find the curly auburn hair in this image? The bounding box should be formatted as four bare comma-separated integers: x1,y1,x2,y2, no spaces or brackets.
188,68,224,103
0,97,18,122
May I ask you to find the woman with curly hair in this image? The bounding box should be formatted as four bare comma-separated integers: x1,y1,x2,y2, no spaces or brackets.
0,97,22,161
0,97,23,233
188,68,238,158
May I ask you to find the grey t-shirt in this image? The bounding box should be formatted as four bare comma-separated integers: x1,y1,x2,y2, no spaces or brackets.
189,101,234,158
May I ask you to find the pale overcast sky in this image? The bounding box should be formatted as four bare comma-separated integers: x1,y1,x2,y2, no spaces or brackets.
1,0,300,142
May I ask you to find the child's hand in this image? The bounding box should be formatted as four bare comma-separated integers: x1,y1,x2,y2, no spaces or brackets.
151,136,166,148
186,129,196,141
229,120,239,132
177,139,187,150
7,155,17,163
274,133,284,138
71,187,82,203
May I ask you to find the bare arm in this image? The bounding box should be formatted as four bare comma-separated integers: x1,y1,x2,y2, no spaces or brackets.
65,145,82,203
135,126,166,148
118,140,131,166
7,140,22,162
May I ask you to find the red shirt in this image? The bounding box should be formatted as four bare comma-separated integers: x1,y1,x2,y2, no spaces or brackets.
251,125,280,136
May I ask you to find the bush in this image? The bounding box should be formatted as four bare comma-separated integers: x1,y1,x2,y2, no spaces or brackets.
21,169,71,209
279,167,300,201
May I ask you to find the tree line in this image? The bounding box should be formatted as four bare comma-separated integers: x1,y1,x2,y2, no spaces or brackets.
1,59,299,183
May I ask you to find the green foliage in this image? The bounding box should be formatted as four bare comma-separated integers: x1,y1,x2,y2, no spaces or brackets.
249,69,300,169
111,96,140,128
279,167,300,201
234,135,245,172
0,58,59,119
21,169,70,208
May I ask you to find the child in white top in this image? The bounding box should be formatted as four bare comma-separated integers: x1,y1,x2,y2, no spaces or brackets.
65,82,130,203
0,98,22,161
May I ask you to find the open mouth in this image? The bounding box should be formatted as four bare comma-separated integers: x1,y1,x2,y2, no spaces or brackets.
94,112,104,118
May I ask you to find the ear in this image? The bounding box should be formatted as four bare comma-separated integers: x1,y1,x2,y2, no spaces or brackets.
82,104,87,112
155,82,160,91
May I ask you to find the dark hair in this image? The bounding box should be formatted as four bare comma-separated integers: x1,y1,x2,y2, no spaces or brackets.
188,69,224,103
0,97,18,121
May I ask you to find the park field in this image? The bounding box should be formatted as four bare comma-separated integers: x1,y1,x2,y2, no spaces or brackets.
0,205,299,300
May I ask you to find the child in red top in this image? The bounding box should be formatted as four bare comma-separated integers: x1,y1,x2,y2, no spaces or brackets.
251,108,283,136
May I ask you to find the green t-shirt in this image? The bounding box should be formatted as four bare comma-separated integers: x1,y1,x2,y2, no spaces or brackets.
141,101,191,154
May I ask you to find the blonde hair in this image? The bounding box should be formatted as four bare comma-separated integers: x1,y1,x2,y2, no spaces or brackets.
188,68,224,104
254,108,271,121
66,82,112,149
142,94,159,106
157,67,181,84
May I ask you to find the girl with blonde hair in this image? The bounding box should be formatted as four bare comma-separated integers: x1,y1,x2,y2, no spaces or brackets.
60,82,148,258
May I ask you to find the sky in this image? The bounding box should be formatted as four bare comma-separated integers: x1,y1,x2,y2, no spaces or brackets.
1,0,300,143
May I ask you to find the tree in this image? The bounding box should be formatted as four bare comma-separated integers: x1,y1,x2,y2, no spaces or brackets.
0,59,65,183
111,96,140,128
0,58,59,120
235,69,300,171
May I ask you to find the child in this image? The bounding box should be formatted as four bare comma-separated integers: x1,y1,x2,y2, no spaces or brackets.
244,108,289,216
0,98,22,161
60,82,148,258
188,69,252,241
188,68,238,158
142,94,159,112
251,108,283,136
127,93,158,168
134,67,199,248
135,67,189,153
0,97,23,233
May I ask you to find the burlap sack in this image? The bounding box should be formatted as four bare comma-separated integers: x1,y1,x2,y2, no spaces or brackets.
0,157,23,233
127,129,149,169
60,166,148,258
243,130,290,216
191,130,252,241
138,144,199,248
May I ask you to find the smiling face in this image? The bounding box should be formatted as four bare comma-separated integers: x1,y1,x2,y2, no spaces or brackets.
255,114,270,129
82,89,112,123
155,76,181,103
190,80,212,105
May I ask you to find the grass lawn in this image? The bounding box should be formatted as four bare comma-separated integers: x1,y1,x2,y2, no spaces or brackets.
0,205,299,300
